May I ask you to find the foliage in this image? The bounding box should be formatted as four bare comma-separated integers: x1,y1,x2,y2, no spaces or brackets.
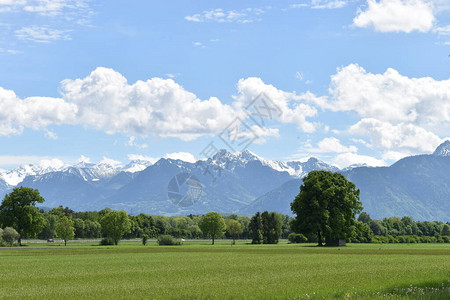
0,187,46,246
226,220,242,245
261,211,283,244
100,210,131,245
199,212,225,245
291,171,362,246
56,216,75,246
142,234,149,246
249,212,263,244
157,235,181,245
99,237,115,246
288,233,308,243
1,227,20,246
351,221,374,243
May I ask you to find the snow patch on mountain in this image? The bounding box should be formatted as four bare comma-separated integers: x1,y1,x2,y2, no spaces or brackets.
433,140,450,156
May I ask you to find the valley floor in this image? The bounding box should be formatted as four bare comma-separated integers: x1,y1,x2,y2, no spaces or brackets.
0,241,449,299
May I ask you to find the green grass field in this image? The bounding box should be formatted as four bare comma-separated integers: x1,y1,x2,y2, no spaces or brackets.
0,241,448,299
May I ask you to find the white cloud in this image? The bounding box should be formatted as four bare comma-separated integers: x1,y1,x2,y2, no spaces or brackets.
23,0,84,17
126,136,148,149
77,155,91,163
127,154,157,164
0,155,63,168
99,157,122,167
290,3,309,9
234,77,319,132
434,25,450,36
185,7,267,24
192,41,205,48
312,0,347,9
327,64,450,128
333,152,386,168
164,152,197,163
353,0,435,33
60,67,236,141
15,26,71,43
349,118,443,154
38,158,65,169
0,88,77,135
307,137,358,153
45,129,58,140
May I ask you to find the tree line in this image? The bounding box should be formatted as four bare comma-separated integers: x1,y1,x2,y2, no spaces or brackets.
0,184,448,246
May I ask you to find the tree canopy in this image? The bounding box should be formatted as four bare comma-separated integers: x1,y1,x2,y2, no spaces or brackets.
100,210,131,245
291,170,362,246
226,220,243,245
56,216,75,246
199,212,225,245
0,187,46,246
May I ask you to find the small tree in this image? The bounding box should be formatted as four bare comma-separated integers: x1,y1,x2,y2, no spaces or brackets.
56,216,75,246
100,210,131,245
199,212,226,245
2,227,20,246
227,220,243,245
249,212,263,244
0,187,46,246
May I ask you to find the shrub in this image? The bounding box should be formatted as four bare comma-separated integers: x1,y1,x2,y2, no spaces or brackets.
99,237,115,246
142,234,149,246
157,235,181,246
2,227,19,246
288,233,308,244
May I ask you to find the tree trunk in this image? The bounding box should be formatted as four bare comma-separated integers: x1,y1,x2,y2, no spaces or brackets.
212,234,215,245
318,230,323,247
64,239,67,246
18,237,22,247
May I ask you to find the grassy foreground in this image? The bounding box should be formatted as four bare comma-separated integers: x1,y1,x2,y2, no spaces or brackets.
0,241,449,299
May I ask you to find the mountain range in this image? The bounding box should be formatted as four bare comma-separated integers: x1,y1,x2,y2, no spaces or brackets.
0,141,449,221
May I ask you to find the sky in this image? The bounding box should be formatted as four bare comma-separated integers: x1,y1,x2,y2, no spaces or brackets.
0,0,449,170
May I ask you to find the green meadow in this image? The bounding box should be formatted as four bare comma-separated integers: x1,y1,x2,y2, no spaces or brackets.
0,241,448,299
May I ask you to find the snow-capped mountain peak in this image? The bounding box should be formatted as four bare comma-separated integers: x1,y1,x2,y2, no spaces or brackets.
433,140,450,156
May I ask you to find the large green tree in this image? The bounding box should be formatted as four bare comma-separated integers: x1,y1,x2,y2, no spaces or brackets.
290,171,362,246
199,212,226,245
0,187,46,246
56,216,75,246
100,210,131,245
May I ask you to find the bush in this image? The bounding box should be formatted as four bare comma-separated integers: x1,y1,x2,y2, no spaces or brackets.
288,233,308,243
99,237,115,246
2,227,19,246
142,234,149,246
157,235,181,246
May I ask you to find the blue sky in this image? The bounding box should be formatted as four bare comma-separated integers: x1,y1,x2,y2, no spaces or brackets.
0,0,449,169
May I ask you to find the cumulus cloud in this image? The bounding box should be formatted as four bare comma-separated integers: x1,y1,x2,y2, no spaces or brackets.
60,67,236,141
326,64,450,128
0,87,77,135
353,0,435,33
164,152,197,163
185,7,267,23
349,118,443,154
234,77,319,133
0,68,320,142
77,155,91,163
307,137,358,153
333,152,386,168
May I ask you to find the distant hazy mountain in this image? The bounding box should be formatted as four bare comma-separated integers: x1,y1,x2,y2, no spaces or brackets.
1,149,335,214
1,143,449,221
242,142,450,221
